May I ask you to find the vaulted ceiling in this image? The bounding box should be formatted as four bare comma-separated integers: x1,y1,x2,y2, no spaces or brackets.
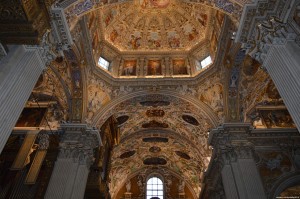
97,0,213,52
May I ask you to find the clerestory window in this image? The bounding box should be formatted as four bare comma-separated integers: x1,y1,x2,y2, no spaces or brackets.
98,57,110,70
200,55,212,68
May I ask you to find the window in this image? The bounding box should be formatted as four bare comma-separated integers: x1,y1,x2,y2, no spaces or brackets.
200,55,212,68
146,177,163,199
98,57,110,70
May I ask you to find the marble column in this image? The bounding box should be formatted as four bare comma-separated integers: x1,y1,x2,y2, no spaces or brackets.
45,123,101,199
0,45,47,153
209,123,266,199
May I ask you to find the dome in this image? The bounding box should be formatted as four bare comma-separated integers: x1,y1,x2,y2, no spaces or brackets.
100,0,213,52
87,0,225,78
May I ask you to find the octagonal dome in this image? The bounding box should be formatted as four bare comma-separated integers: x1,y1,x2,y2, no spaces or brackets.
100,0,213,53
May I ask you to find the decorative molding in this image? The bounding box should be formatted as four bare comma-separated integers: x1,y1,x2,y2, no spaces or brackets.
58,123,101,166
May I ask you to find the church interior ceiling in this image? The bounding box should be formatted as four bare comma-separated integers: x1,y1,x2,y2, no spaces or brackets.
239,55,297,129
109,132,205,198
3,0,299,198
84,0,226,78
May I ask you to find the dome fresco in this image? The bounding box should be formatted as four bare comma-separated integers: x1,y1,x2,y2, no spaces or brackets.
98,0,213,52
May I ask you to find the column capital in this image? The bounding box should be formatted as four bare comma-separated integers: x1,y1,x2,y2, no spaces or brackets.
209,123,253,147
58,123,101,166
243,17,297,64
24,30,60,67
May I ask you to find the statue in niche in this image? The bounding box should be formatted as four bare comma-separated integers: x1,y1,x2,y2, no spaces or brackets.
230,73,238,88
178,180,185,193
126,180,131,192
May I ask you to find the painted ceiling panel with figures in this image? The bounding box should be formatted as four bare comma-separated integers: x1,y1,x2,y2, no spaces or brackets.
92,0,214,53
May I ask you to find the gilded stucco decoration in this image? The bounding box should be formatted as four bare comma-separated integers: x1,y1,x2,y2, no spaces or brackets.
239,55,296,128
30,59,71,128
95,94,213,149
86,75,112,123
97,94,216,198
100,1,212,52
109,132,205,198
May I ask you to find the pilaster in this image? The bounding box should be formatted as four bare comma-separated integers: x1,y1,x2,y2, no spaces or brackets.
209,123,266,199
236,5,300,131
0,45,47,153
45,123,101,199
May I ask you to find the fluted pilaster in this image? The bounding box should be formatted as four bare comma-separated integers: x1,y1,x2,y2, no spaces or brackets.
45,123,101,199
263,41,300,130
209,123,266,199
0,45,46,153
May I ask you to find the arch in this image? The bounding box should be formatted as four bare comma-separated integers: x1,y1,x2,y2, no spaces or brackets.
269,172,300,199
120,128,206,160
92,90,220,128
113,167,198,199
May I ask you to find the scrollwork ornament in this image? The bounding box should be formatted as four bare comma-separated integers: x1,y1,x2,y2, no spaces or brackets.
234,146,253,159
25,30,57,66
247,17,297,63
221,149,237,165
38,132,49,150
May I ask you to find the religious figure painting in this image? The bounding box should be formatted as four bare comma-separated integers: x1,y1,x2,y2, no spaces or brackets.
183,23,198,41
167,31,181,48
104,9,117,27
140,0,170,9
110,29,118,42
148,32,161,49
173,59,188,75
122,60,137,76
128,32,142,49
147,60,162,76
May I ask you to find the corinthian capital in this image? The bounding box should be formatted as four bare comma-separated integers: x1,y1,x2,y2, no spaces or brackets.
58,123,102,166
245,17,297,63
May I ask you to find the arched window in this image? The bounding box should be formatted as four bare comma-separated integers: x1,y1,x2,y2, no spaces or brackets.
146,177,164,199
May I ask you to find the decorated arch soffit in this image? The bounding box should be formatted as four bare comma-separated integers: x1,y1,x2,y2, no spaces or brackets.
110,133,203,198
29,58,72,128
90,92,220,197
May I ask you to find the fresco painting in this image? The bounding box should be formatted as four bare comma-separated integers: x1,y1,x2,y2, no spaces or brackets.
140,0,170,9
122,60,137,76
147,60,162,75
173,59,188,75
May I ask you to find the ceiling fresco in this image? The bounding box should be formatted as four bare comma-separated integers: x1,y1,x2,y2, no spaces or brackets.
109,132,206,198
96,94,213,151
103,94,214,198
94,0,213,52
